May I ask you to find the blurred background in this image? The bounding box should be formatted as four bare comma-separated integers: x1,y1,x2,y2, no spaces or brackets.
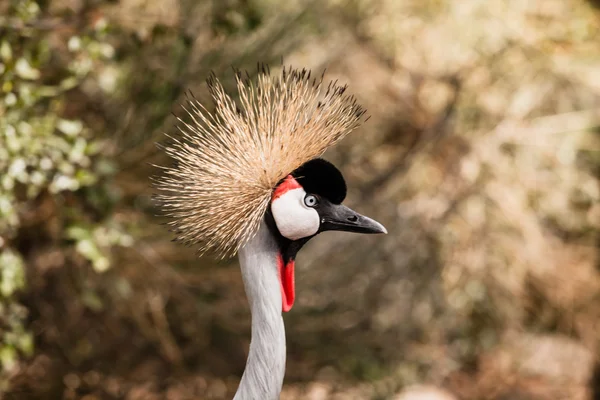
1,0,600,399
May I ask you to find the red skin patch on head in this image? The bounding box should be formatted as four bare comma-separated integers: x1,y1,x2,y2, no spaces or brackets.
277,254,295,312
272,175,302,201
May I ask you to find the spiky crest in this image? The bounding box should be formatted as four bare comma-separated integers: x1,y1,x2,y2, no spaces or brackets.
154,65,367,258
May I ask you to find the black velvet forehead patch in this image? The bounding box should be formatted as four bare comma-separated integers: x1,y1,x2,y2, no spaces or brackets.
291,158,347,204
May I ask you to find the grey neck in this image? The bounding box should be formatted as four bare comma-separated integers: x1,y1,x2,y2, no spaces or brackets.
233,222,286,400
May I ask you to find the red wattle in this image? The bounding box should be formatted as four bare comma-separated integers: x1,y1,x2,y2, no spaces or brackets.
277,254,295,312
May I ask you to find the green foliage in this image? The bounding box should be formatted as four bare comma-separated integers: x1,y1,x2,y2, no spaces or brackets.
0,0,125,384
0,250,31,373
67,224,133,273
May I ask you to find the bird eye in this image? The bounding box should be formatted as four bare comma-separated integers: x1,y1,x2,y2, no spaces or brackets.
304,194,318,207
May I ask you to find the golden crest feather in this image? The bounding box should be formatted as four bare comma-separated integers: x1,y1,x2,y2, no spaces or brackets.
154,65,367,258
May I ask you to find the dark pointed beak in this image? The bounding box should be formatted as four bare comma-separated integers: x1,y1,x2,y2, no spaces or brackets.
319,203,387,234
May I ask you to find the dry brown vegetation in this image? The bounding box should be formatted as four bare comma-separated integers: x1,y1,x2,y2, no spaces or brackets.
3,0,600,399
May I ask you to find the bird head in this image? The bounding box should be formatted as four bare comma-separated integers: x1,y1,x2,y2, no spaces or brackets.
154,65,386,311
270,158,386,241
267,158,386,312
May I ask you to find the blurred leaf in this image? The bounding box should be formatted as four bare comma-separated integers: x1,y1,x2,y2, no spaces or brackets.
0,250,25,298
14,58,40,80
81,290,104,312
56,119,83,137
0,346,17,372
0,41,12,62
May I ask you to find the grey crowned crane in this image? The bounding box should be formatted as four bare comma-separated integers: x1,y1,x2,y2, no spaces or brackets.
154,65,386,400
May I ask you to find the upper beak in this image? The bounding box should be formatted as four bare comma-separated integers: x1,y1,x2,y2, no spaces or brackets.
320,203,387,234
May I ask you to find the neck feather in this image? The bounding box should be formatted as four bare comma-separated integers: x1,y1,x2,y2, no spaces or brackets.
234,222,286,400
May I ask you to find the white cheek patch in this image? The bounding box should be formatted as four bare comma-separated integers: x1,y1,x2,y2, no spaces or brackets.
271,188,320,240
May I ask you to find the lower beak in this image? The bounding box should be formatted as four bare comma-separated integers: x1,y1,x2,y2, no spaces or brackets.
320,204,387,234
